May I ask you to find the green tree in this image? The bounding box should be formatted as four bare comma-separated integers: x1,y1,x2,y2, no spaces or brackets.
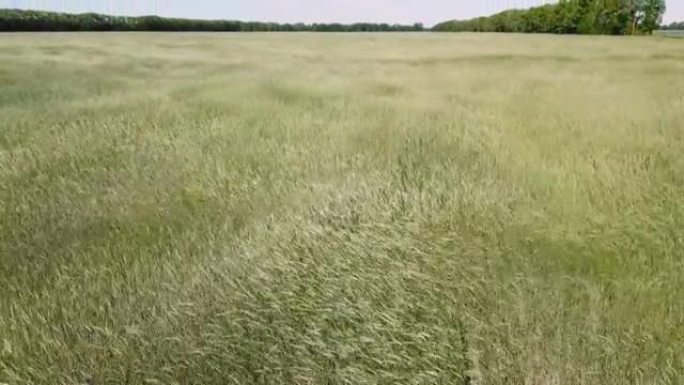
433,0,666,35
0,8,425,32
640,0,666,33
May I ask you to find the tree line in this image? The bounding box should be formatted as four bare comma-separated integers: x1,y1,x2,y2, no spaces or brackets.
433,0,666,35
660,21,684,30
0,9,424,32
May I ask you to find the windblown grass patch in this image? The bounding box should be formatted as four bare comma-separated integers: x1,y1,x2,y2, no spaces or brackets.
1,32,683,384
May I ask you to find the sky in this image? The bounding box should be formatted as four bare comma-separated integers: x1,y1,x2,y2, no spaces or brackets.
1,0,682,26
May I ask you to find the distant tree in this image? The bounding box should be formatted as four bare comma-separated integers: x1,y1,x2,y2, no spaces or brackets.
432,0,665,35
662,21,684,30
0,9,426,32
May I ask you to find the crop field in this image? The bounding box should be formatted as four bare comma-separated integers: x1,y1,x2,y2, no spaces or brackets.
1,33,683,384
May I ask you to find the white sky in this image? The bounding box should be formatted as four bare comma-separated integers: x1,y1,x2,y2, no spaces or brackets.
2,0,682,27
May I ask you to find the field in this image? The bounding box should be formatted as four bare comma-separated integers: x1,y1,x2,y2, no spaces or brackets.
655,30,684,38
1,32,683,384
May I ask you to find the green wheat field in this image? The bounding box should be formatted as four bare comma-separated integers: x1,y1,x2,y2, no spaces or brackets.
1,33,684,384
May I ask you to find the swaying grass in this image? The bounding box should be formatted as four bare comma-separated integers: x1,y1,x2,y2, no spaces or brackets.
1,32,683,384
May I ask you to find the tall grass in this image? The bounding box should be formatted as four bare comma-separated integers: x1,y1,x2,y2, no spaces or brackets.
1,33,683,384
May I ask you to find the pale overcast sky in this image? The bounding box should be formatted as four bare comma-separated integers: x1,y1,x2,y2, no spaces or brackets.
2,0,682,26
